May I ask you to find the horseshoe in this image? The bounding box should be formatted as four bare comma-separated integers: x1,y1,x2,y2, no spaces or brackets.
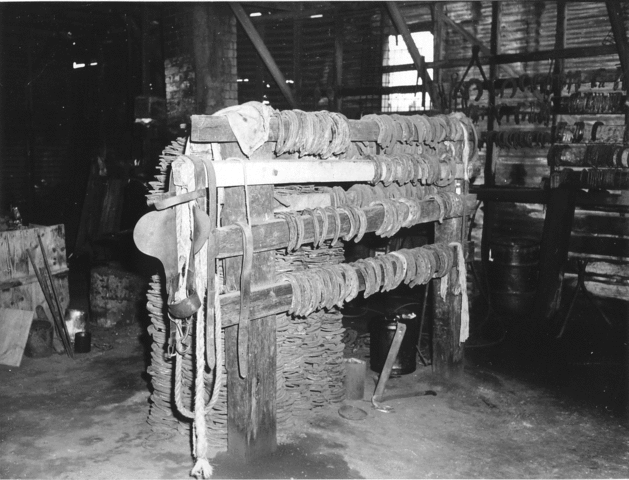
518,73,531,93
467,78,484,102
507,77,519,99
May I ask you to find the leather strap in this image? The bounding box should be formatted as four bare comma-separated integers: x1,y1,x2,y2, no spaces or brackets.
235,221,253,378
199,156,218,370
155,189,206,210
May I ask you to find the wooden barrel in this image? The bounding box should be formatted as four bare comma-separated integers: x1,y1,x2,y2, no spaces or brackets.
487,238,540,317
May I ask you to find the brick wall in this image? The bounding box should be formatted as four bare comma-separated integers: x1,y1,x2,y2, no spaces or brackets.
162,3,237,137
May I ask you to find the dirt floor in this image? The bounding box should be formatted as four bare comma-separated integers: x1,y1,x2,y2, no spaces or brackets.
1,276,628,479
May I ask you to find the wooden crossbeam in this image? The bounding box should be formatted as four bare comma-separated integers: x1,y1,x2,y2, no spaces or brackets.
185,158,465,188
190,114,476,143
214,194,470,259
217,242,468,327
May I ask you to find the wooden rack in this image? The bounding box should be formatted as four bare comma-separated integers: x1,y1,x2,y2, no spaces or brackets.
137,107,474,464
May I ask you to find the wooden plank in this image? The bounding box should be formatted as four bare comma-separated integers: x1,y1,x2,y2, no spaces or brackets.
569,234,629,259
471,186,550,204
572,212,629,237
0,308,34,367
231,2,298,109
221,142,277,462
0,268,70,291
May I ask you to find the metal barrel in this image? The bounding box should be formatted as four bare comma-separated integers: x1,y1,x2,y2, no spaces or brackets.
487,237,540,317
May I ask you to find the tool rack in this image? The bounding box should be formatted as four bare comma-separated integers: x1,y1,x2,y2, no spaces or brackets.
135,106,476,466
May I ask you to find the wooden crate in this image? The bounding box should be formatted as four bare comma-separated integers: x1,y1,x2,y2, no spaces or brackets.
0,225,70,322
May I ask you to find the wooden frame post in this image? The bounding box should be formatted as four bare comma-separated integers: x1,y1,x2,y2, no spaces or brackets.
480,1,501,265
222,144,277,462
432,181,465,377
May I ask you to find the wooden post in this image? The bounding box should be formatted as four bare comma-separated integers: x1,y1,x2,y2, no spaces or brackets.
432,4,444,85
480,1,501,264
192,3,235,114
222,143,277,462
333,13,344,112
293,18,302,106
230,3,298,108
533,186,577,323
432,182,464,377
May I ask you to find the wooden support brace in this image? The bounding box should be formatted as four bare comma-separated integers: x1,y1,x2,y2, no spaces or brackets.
230,2,298,108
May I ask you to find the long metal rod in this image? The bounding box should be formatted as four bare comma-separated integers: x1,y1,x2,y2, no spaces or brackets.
230,2,298,108
37,235,73,356
26,248,73,358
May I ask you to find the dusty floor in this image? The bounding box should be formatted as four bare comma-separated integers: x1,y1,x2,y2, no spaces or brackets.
1,276,628,479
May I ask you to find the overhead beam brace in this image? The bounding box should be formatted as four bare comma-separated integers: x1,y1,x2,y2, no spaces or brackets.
435,9,519,79
605,1,629,80
385,1,441,111
230,2,298,108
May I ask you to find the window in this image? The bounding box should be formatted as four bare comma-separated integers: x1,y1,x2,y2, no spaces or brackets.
382,31,434,112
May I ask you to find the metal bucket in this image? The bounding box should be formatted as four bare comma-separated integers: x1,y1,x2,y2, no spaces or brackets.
369,312,419,376
487,237,540,317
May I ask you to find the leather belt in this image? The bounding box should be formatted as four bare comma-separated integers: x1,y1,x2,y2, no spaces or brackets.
234,221,253,378
200,156,218,370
